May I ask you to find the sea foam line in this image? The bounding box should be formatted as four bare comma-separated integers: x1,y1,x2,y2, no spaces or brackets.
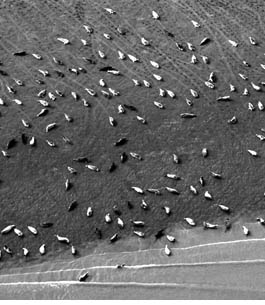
0,279,264,295
1,258,265,281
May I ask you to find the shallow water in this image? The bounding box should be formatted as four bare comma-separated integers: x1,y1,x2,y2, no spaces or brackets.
1,221,265,299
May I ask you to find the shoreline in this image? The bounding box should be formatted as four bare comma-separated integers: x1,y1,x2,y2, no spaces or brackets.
1,218,265,275
1,220,265,298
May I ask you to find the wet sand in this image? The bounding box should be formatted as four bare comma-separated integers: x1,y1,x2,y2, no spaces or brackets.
0,0,265,266
0,0,265,299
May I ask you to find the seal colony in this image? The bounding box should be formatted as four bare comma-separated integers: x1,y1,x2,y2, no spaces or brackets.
0,0,265,267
